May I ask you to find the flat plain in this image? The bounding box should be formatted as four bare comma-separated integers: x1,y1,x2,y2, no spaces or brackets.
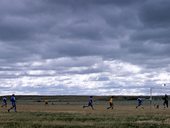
0,96,170,128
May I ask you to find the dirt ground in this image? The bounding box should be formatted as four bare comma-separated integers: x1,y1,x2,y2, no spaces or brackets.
3,104,168,116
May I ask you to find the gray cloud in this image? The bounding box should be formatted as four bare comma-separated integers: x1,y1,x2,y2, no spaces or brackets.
0,0,170,95
139,0,170,28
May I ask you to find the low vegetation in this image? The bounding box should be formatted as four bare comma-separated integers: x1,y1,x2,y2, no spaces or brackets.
0,96,169,128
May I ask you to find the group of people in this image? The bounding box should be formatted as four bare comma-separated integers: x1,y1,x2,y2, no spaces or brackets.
135,94,169,109
1,94,169,112
83,96,114,110
1,94,17,112
83,95,169,110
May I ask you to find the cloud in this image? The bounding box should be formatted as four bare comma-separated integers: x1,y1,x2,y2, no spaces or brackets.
0,0,170,95
139,0,170,28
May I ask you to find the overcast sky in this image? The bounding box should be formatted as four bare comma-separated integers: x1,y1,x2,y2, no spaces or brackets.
0,0,170,96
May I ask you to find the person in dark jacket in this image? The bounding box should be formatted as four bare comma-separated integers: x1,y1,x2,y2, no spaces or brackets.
1,96,7,108
136,98,144,109
8,94,17,112
163,94,168,108
83,96,94,110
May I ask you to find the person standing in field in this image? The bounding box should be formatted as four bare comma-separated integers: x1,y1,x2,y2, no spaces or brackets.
136,98,144,109
8,94,17,112
83,96,94,110
1,96,7,108
107,96,114,109
162,94,168,108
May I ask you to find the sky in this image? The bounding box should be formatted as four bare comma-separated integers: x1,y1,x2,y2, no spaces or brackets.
0,0,170,96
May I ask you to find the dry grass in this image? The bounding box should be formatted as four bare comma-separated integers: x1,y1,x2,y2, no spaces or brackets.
0,98,170,128
13,104,170,116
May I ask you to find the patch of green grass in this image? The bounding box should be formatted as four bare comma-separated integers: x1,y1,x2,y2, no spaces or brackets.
0,112,170,128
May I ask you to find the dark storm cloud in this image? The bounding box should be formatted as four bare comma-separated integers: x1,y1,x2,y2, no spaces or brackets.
126,0,170,68
139,0,170,28
0,0,169,65
0,0,143,62
46,0,143,6
130,0,170,55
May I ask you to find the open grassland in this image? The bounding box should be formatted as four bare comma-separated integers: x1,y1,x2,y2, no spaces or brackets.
0,96,170,128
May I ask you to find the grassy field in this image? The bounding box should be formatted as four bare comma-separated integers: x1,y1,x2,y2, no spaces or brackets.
0,96,170,128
